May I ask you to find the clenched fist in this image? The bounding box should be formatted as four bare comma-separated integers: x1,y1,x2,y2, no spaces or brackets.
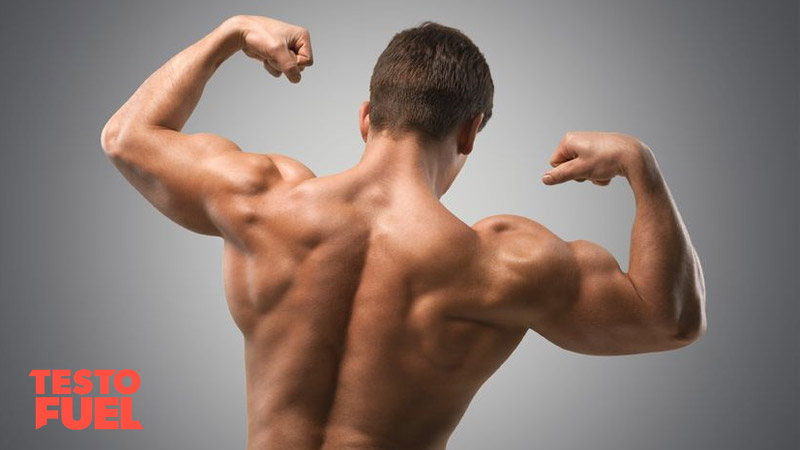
542,131,652,186
228,15,314,83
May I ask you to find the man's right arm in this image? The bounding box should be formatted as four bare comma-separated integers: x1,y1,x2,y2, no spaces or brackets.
478,132,706,355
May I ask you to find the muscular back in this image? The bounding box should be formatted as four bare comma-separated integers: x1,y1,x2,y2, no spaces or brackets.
220,164,544,450
101,15,705,448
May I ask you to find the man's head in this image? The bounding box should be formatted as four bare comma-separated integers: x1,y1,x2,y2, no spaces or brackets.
363,21,494,147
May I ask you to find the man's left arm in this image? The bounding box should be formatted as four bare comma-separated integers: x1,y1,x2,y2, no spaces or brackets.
100,15,314,236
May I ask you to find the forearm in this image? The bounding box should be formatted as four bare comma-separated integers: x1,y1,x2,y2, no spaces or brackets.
623,145,706,340
102,17,242,144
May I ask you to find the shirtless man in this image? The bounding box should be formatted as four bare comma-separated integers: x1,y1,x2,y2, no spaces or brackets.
100,15,706,450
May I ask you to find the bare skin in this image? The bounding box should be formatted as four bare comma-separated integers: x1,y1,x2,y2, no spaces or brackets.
101,15,706,450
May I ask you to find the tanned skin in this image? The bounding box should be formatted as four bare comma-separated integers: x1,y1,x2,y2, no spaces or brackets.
101,15,706,450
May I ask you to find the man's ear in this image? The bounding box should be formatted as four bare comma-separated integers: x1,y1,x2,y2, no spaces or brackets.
359,101,371,143
457,113,484,155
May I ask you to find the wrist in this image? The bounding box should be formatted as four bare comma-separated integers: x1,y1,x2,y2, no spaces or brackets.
622,140,662,192
217,15,248,52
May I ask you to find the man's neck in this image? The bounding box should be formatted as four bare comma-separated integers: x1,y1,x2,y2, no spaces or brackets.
351,132,460,199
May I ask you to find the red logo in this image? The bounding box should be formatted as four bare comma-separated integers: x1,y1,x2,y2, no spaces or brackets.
29,369,143,430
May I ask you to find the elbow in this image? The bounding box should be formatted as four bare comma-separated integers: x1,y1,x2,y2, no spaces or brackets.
667,291,708,348
100,116,135,158
100,118,122,157
672,313,706,347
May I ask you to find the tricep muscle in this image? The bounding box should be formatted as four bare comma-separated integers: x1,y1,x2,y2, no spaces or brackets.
532,239,677,355
103,128,282,236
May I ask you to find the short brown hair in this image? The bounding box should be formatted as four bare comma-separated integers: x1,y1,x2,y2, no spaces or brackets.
369,22,494,141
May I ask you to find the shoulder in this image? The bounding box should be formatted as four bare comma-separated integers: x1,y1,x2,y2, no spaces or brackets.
470,215,577,323
206,152,316,196
204,153,316,240
265,153,316,184
473,214,549,235
472,214,563,254
472,214,568,271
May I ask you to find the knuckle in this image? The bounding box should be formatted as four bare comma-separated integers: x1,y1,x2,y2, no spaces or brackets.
265,41,283,53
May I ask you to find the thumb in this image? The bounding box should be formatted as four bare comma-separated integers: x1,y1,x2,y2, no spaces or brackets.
542,159,585,185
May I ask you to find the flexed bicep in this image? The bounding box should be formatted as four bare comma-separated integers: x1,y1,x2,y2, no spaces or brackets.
474,213,701,356
104,129,281,235
101,15,315,236
534,131,706,354
531,239,679,356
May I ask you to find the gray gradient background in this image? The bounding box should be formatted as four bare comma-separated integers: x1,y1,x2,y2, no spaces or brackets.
0,0,797,449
